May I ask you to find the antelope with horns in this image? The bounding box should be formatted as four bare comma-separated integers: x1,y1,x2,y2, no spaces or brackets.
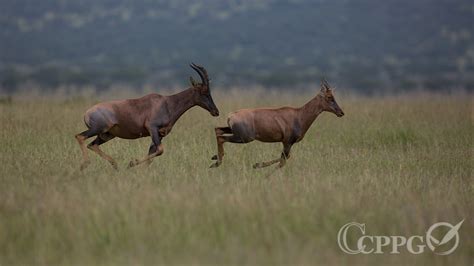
75,63,219,170
210,79,344,169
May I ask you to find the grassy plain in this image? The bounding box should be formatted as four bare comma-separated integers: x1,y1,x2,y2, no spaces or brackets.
0,89,472,265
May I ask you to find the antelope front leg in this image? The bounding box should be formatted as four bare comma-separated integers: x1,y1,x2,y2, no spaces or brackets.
128,144,163,168
128,127,163,168
253,143,292,169
277,143,292,168
253,158,281,169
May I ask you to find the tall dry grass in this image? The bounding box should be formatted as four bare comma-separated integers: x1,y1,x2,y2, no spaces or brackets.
0,90,472,265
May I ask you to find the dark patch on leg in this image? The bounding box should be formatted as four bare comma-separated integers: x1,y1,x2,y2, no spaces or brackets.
215,126,233,135
77,129,96,139
225,134,250,143
87,136,105,148
148,143,157,154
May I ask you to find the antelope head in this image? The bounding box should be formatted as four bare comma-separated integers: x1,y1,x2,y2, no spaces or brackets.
320,79,344,117
189,63,220,117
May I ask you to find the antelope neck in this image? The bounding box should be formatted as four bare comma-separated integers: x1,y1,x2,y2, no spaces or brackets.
299,94,325,132
167,88,198,123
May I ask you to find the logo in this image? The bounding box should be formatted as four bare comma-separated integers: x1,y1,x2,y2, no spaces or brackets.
426,220,464,255
337,220,464,255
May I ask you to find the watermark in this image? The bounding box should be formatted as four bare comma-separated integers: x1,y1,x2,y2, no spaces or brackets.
337,220,464,255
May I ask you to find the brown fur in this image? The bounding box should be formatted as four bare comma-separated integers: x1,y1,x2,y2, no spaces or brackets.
75,64,219,170
210,79,344,169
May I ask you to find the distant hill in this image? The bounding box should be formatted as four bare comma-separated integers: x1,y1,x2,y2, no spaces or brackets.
0,0,473,92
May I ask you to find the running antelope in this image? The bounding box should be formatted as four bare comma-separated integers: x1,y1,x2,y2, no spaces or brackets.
75,63,219,170
210,79,344,169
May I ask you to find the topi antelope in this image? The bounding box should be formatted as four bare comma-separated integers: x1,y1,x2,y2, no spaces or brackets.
75,63,219,170
210,79,344,169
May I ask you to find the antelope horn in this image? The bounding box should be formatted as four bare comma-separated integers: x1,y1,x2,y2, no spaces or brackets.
321,78,331,90
190,63,209,86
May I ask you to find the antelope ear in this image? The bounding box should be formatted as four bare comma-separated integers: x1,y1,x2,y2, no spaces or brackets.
189,76,198,87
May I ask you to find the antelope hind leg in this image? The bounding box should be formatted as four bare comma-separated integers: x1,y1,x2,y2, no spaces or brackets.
75,134,91,170
210,132,249,168
87,134,118,170
210,127,230,168
209,135,225,168
75,129,100,170
210,127,232,160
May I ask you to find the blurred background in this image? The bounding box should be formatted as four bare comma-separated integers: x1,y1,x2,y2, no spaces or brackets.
0,0,473,94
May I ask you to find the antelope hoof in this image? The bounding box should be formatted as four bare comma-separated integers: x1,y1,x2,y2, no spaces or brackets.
209,161,221,168
211,155,218,160
277,160,286,168
128,159,139,168
80,160,91,171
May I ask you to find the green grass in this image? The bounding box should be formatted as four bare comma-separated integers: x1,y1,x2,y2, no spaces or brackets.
0,91,472,265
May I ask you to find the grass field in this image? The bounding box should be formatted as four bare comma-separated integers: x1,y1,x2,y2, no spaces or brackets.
0,89,472,265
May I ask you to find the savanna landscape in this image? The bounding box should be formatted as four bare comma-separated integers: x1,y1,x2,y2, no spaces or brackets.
1,0,473,264
0,89,472,265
